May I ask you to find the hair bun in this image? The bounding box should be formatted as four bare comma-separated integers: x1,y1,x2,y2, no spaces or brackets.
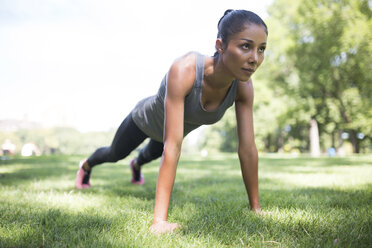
218,9,234,28
224,9,234,16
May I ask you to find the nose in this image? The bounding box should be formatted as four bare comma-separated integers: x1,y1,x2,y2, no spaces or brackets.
248,50,258,65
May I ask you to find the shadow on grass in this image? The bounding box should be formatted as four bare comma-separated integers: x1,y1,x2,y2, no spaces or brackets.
175,176,372,247
0,155,79,185
0,200,117,248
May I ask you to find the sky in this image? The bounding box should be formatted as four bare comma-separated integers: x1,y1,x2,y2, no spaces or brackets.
0,0,273,132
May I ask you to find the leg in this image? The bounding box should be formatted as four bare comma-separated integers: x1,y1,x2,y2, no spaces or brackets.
76,113,148,189
137,139,164,166
130,139,163,184
87,113,148,168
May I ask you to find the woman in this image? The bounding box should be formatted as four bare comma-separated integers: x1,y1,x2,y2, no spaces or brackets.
76,9,268,234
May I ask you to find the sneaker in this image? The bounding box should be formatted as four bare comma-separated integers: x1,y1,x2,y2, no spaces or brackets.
130,158,144,185
75,159,91,189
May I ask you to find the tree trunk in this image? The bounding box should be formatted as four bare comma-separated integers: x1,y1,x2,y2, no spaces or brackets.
309,119,321,157
265,133,271,152
331,132,335,148
349,130,360,153
337,130,345,156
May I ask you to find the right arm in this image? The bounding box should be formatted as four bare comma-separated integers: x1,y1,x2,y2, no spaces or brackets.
150,53,196,234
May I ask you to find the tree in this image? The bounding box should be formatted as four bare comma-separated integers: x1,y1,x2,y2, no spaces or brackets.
261,0,372,153
290,0,372,153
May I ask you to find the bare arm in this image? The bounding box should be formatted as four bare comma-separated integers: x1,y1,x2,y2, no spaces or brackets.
150,53,196,234
235,79,260,211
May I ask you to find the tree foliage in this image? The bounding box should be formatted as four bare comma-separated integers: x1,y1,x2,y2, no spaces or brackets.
288,0,372,152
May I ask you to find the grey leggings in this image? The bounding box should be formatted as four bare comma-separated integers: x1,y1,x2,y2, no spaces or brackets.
87,112,164,168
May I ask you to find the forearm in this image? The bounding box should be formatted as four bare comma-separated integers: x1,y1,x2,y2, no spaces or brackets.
238,146,260,210
153,147,180,223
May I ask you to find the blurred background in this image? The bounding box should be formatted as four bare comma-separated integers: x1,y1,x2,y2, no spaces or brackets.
1,0,371,157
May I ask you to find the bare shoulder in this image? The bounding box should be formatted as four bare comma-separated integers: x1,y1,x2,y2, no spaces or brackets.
235,79,254,104
167,52,197,96
173,52,197,67
170,52,197,77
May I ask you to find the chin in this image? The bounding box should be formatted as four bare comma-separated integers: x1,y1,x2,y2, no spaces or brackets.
236,75,252,82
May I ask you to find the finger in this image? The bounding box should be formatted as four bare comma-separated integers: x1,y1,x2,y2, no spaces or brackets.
173,223,181,229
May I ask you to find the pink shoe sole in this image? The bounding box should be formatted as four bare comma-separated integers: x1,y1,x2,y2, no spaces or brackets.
75,159,91,189
130,158,145,185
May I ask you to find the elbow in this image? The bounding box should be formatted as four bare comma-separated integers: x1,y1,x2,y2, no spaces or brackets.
163,140,182,161
238,144,258,159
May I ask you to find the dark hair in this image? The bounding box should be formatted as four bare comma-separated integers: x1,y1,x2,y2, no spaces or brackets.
215,9,268,56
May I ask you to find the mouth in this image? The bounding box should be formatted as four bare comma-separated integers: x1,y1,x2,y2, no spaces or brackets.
241,68,255,75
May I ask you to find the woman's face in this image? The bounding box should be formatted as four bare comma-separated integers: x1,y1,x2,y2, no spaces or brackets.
220,24,267,82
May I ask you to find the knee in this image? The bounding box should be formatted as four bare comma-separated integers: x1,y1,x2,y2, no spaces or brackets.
108,147,129,163
107,151,121,163
107,156,120,163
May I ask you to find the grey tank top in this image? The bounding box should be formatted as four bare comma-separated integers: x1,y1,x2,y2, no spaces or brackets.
132,52,239,142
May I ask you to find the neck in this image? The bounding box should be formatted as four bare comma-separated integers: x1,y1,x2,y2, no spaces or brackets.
204,55,235,89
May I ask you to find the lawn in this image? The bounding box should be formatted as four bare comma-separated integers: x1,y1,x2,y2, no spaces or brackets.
0,153,371,247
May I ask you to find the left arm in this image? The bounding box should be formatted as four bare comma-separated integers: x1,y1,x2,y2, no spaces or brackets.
235,79,260,211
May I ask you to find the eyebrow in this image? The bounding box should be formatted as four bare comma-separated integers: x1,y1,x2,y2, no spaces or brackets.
240,38,267,46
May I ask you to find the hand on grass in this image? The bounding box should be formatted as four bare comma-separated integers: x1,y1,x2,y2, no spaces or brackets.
244,207,272,216
253,208,272,216
252,207,261,213
150,220,181,235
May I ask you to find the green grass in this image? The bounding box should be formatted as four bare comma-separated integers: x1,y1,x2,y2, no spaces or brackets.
0,153,371,247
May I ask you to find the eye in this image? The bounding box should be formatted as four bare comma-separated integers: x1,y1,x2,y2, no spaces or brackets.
258,46,266,53
242,43,250,50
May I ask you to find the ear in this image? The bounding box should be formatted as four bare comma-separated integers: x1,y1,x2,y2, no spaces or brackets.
215,38,224,54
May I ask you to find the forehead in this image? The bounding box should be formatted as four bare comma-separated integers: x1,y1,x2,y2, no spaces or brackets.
230,24,267,44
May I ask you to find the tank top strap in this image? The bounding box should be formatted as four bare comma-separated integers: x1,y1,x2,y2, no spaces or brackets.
194,52,205,88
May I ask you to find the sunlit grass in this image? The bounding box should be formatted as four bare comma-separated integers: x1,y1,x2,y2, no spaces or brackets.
0,154,371,247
